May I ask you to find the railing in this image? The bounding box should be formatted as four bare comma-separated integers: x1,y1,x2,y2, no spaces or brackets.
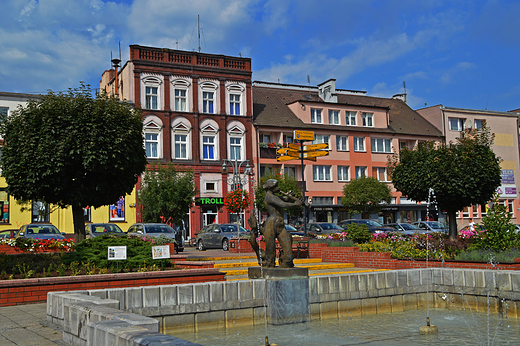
133,46,249,71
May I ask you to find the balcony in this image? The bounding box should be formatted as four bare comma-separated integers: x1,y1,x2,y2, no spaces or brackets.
260,147,277,159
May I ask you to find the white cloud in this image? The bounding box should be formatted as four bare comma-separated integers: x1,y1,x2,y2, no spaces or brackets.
440,62,477,84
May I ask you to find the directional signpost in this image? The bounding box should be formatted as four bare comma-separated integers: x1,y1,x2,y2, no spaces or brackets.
275,130,330,236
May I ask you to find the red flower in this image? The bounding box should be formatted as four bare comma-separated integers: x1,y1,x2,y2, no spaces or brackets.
224,189,251,214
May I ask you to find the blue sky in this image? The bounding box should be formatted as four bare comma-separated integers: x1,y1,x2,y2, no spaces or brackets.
2,0,520,111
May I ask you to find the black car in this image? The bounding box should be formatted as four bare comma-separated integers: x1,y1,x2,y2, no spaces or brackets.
339,219,394,234
127,223,184,252
16,224,66,240
196,223,249,251
85,223,125,238
304,222,345,235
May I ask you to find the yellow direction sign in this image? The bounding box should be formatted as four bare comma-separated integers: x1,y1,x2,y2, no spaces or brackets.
277,155,316,162
286,142,328,151
303,143,329,151
276,148,292,155
303,150,329,159
294,130,314,141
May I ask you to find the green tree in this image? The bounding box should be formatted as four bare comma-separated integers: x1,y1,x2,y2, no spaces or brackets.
479,193,519,250
137,162,196,226
0,84,147,243
254,170,302,215
340,176,392,217
388,125,501,239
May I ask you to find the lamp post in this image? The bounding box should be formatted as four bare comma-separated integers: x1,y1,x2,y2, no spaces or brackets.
220,159,252,191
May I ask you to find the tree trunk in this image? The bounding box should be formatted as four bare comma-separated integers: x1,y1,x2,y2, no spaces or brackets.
72,205,86,244
447,210,458,240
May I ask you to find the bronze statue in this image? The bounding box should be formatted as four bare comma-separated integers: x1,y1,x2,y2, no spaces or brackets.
248,179,302,268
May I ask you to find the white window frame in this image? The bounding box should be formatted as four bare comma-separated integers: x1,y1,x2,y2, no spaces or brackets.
362,112,373,127
354,137,365,152
226,83,245,116
329,110,339,125
336,135,348,151
141,76,162,110
373,167,389,182
355,166,367,179
337,166,349,182
202,91,214,114
284,166,296,178
371,138,392,153
474,119,484,130
313,135,329,145
145,86,158,110
145,132,159,159
204,181,218,193
172,79,190,112
171,120,191,160
143,118,163,159
200,81,218,114
311,108,322,124
202,135,216,160
229,94,241,115
200,122,219,161
174,133,188,159
449,118,464,131
227,124,245,161
313,165,332,181
346,111,356,126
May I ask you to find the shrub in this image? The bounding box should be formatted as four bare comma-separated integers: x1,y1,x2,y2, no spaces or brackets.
478,194,520,250
455,248,520,262
345,223,372,244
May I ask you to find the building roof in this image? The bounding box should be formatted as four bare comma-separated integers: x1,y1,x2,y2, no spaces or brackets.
253,84,444,137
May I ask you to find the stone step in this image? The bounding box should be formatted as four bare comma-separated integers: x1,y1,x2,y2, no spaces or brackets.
226,268,389,281
221,262,355,276
213,258,322,269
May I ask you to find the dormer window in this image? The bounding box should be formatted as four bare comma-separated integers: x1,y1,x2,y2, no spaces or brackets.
362,112,373,127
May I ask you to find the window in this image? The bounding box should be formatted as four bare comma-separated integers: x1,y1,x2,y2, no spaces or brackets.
336,136,348,151
202,135,215,160
313,165,331,181
175,89,187,111
230,137,242,160
83,206,91,222
355,166,367,178
174,134,188,159
462,206,470,218
109,196,125,221
205,182,217,192
202,91,214,113
145,133,159,158
229,94,241,115
145,87,158,110
283,133,293,143
329,110,339,125
371,138,392,153
32,201,50,222
0,107,8,117
372,167,389,182
259,134,271,143
284,166,296,178
346,111,356,125
474,119,485,129
473,204,479,218
338,166,349,181
354,137,365,152
509,200,514,218
260,165,272,177
313,135,329,145
311,109,322,123
362,112,373,127
449,118,464,131
0,189,9,223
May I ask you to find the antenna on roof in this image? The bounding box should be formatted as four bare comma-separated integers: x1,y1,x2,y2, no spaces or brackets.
307,75,311,87
198,15,201,52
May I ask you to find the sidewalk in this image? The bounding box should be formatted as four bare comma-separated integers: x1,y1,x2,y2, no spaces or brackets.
0,303,65,345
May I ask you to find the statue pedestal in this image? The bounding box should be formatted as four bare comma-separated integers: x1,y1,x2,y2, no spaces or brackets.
248,267,310,325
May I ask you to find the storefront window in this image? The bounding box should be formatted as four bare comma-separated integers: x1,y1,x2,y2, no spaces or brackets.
32,201,50,222
0,189,9,223
109,196,125,221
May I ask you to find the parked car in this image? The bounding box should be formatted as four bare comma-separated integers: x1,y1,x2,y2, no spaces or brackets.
196,223,249,251
458,225,486,233
413,221,448,233
0,229,17,239
384,223,427,236
339,219,394,234
285,224,304,236
15,224,66,240
85,223,125,238
127,223,184,252
303,222,344,235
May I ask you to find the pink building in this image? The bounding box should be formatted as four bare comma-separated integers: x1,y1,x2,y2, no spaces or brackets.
252,80,443,225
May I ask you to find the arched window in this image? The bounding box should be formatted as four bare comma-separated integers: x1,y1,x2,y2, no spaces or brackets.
143,116,163,159
226,83,245,116
172,79,191,112
172,118,192,160
141,76,163,110
200,81,219,114
200,120,219,161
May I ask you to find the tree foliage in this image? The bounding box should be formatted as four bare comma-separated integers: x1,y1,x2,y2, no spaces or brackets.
341,176,392,217
388,125,501,239
0,84,147,243
254,170,302,215
137,162,196,226
479,193,519,250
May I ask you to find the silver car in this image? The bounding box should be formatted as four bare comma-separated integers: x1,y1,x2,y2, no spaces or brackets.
413,221,448,233
127,223,184,252
196,223,249,251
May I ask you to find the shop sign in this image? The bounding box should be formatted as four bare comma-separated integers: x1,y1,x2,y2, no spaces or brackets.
501,169,515,184
496,185,517,198
195,197,224,206
312,207,334,211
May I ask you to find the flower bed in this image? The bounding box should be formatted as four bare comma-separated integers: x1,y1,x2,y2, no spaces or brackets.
0,238,74,254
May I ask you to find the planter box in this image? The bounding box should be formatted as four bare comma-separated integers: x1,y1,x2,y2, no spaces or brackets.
0,244,71,255
260,147,277,159
229,238,254,253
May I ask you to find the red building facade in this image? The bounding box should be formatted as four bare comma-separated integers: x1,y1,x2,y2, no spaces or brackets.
101,45,254,239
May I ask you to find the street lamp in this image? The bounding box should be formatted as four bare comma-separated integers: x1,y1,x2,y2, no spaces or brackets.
221,159,252,191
